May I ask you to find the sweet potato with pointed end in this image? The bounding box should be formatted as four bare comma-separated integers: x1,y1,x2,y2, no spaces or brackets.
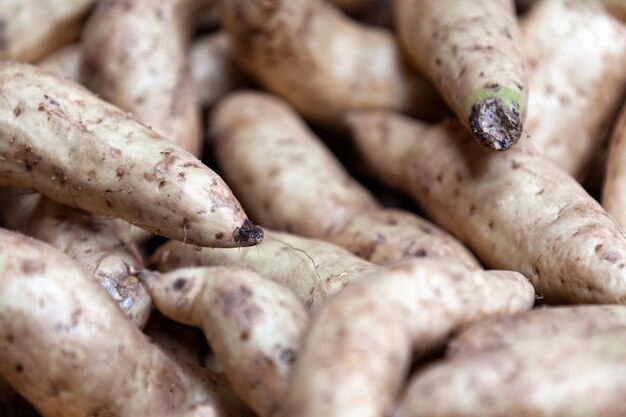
522,0,626,180
448,305,626,356
0,62,262,248
0,0,93,63
211,92,478,266
395,0,528,150
0,228,252,417
603,103,626,229
220,0,444,127
282,259,534,417
150,229,375,310
140,266,308,417
399,328,626,417
81,0,216,156
348,110,626,304
24,197,151,328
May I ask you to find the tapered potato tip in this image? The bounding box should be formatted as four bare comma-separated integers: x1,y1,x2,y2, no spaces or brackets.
234,220,264,245
469,97,523,150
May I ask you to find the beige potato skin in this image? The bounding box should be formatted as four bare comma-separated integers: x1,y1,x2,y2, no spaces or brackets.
0,0,92,63
220,0,444,127
39,33,246,108
522,0,626,180
282,259,534,417
0,228,251,417
603,103,626,229
24,197,151,328
0,62,262,248
81,0,214,156
396,0,528,150
150,229,375,310
349,110,626,303
448,305,626,356
399,329,626,417
212,92,478,266
140,266,308,417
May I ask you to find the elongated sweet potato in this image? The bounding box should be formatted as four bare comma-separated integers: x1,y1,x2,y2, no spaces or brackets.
211,92,478,266
0,0,93,63
448,305,626,356
282,259,534,417
0,61,262,248
602,102,626,229
396,0,528,150
0,228,251,417
150,229,375,310
399,328,626,417
81,0,215,156
220,0,444,127
24,197,151,328
348,110,626,303
140,266,307,417
521,0,626,179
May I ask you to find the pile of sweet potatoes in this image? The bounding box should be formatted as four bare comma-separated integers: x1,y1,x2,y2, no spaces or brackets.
1,0,626,416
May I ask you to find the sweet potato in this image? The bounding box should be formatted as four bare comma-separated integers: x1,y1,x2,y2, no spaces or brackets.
521,0,626,180
282,259,534,417
602,102,626,229
0,61,262,248
24,197,151,328
211,92,478,266
348,110,626,303
150,229,375,310
395,0,528,150
448,305,626,356
0,228,251,417
0,0,92,63
398,328,626,417
38,44,82,82
140,266,308,417
81,0,216,156
220,0,444,127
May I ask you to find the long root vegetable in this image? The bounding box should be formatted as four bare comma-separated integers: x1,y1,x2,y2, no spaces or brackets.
348,110,626,304
140,266,308,417
0,228,252,417
398,329,626,417
0,61,262,248
448,305,626,356
220,0,444,127
24,197,151,328
81,0,216,156
282,258,534,417
211,91,478,266
521,0,626,179
602,102,626,229
0,0,93,63
150,229,375,310
395,0,528,150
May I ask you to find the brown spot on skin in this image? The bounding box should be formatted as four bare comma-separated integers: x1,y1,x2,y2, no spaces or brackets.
435,173,443,182
413,249,427,257
51,166,67,184
177,172,186,181
595,244,603,252
172,278,187,291
143,172,157,182
536,189,545,195
14,363,23,373
216,285,262,340
154,150,177,174
488,221,494,229
469,205,476,215
21,259,44,274
279,348,297,365
109,148,122,158
13,106,22,117
159,180,167,188
601,251,621,263
511,160,521,169
435,58,442,66
215,233,223,240
182,162,200,168
116,168,125,180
